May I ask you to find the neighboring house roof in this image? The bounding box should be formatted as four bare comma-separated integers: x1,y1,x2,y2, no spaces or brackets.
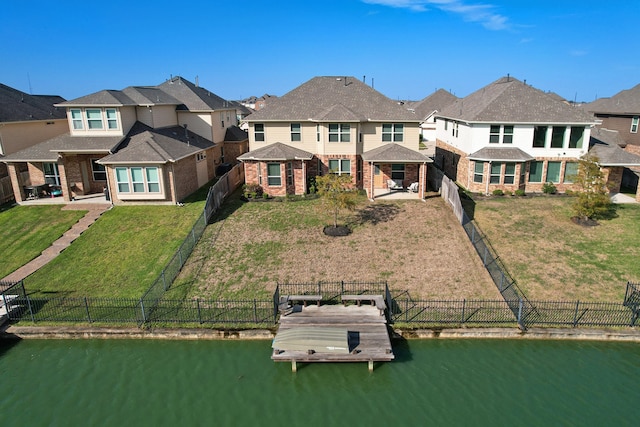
438,76,595,124
407,89,458,120
245,76,419,122
56,76,233,112
1,133,122,162
582,83,640,115
0,83,66,122
590,127,627,148
361,143,433,163
224,125,248,142
587,133,640,167
468,147,535,162
157,76,234,112
98,122,214,164
229,100,253,116
237,142,313,161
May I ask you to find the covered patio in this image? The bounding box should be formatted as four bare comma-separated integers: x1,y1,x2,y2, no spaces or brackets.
361,143,433,200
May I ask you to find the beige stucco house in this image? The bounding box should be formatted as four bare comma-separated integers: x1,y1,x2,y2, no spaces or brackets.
2,76,248,205
239,76,431,199
0,83,68,203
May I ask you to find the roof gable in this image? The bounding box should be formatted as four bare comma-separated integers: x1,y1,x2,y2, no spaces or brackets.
58,90,137,107
439,76,594,124
238,142,313,161
157,76,233,111
408,89,458,120
361,143,432,162
245,76,419,122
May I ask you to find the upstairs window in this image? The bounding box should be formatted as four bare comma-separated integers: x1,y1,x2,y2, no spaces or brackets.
631,116,639,133
106,109,118,129
568,127,584,149
503,126,514,144
533,126,547,148
382,124,404,142
550,127,565,148
254,123,265,141
489,125,500,143
291,123,301,141
329,124,350,142
86,109,103,129
71,109,83,130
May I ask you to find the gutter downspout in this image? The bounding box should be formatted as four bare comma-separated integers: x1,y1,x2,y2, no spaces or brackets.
421,161,426,201
370,161,375,201
302,160,307,194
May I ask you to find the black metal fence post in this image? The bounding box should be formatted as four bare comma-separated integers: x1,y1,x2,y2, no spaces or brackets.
84,297,92,323
197,299,202,324
573,301,580,327
139,298,147,324
461,299,466,325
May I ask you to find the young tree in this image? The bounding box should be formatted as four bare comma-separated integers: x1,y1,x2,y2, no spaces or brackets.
571,154,612,221
315,173,358,228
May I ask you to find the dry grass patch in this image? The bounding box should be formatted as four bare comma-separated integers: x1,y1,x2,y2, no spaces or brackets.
171,192,499,300
473,195,640,301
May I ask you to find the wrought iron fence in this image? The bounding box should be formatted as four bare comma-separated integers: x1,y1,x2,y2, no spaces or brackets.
276,281,389,303
390,299,518,327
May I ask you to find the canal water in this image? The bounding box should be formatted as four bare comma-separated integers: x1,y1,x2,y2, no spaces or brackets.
0,338,638,426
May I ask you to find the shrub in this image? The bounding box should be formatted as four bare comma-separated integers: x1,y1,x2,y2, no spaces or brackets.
492,189,504,196
515,189,526,197
542,182,557,194
243,183,263,199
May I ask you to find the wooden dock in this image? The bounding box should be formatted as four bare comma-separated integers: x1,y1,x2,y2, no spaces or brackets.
271,304,394,371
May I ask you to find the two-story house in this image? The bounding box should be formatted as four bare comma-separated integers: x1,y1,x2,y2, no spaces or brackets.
435,76,603,194
582,83,640,155
0,83,68,203
2,76,247,205
238,76,431,199
407,89,458,150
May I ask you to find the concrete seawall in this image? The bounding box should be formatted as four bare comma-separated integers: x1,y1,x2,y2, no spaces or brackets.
3,325,640,342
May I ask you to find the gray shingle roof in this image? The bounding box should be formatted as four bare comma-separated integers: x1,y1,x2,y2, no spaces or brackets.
98,122,214,164
1,132,122,162
0,83,66,122
244,76,419,122
588,129,640,166
224,126,248,142
157,77,234,111
407,89,458,120
361,143,433,163
237,142,313,161
121,86,181,106
468,147,535,162
583,83,640,115
57,90,139,107
438,76,595,124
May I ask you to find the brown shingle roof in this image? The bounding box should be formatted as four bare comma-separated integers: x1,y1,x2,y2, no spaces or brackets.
408,89,458,120
98,122,214,164
583,83,640,115
244,76,419,122
1,132,122,162
237,142,313,161
439,76,595,124
468,147,535,162
361,143,432,162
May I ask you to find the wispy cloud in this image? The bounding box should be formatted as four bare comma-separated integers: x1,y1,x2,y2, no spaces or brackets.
362,0,510,30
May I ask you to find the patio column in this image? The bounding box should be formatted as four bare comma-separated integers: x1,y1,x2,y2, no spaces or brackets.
302,160,307,194
369,161,375,200
7,164,25,202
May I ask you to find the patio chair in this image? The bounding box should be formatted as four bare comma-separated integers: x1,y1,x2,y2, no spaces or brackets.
387,179,403,191
408,182,419,193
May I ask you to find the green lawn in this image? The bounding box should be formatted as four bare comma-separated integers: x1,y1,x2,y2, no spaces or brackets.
0,205,87,279
23,190,208,298
473,195,640,301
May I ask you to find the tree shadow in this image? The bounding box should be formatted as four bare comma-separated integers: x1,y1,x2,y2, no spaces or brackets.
349,203,402,226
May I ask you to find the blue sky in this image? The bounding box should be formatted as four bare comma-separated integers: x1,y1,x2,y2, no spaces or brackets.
1,0,636,103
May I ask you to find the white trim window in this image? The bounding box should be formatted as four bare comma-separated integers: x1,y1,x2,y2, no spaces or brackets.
43,162,60,185
382,124,404,142
328,124,350,142
115,166,161,194
473,162,484,183
490,125,513,144
254,124,265,141
106,109,118,130
328,159,350,175
267,163,282,186
91,159,106,181
291,123,301,142
86,109,104,129
631,116,639,134
71,109,83,130
504,163,516,184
